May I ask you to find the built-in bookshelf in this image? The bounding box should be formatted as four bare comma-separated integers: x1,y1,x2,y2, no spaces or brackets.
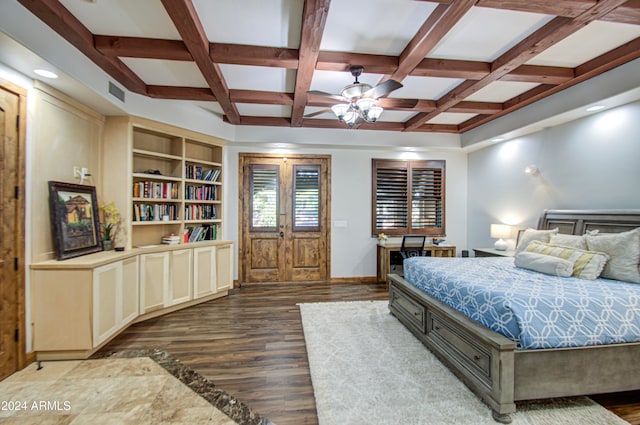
102,116,225,249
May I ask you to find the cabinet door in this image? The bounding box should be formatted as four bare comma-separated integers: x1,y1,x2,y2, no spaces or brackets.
216,243,233,291
93,262,120,347
121,256,139,325
139,252,170,313
169,248,193,305
193,246,216,298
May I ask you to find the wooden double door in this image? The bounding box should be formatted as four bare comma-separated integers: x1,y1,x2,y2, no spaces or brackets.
240,154,330,283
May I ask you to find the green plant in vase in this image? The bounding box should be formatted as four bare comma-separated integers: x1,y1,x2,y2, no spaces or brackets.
100,201,121,250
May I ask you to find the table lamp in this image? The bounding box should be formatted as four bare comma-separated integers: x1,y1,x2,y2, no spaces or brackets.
490,224,511,251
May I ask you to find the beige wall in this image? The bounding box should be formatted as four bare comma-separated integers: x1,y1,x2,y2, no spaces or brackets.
30,83,104,262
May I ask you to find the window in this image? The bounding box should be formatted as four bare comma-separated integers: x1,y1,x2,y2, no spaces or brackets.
293,165,321,231
372,159,445,236
250,164,279,231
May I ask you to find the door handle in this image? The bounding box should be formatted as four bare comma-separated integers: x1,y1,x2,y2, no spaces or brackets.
279,231,284,238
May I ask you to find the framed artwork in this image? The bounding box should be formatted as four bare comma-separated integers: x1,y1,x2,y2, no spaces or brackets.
48,181,102,260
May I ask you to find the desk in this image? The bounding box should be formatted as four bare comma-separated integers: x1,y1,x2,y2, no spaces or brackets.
376,243,456,283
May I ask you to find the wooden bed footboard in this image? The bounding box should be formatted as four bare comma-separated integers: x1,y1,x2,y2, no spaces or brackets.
389,273,640,424
388,274,517,423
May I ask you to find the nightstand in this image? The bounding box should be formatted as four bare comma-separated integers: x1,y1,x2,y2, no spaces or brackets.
473,248,515,257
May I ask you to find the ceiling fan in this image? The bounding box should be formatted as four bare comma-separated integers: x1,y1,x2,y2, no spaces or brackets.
305,65,403,127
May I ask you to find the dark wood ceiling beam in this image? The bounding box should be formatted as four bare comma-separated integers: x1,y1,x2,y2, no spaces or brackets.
390,0,476,82
412,123,461,133
161,0,240,124
449,101,503,114
500,64,574,84
316,51,399,73
17,0,147,95
147,85,215,100
413,58,490,80
405,0,629,131
458,37,640,132
290,0,331,127
599,0,640,25
475,0,596,17
210,43,299,68
94,35,192,61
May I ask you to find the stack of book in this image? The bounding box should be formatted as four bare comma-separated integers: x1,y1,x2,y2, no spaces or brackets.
162,234,181,245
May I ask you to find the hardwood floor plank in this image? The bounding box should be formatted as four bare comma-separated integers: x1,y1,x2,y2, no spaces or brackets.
98,282,639,425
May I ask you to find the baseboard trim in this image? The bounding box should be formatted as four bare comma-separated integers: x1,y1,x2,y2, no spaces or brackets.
329,276,379,284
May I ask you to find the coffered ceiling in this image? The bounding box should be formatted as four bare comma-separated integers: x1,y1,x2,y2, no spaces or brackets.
16,0,640,133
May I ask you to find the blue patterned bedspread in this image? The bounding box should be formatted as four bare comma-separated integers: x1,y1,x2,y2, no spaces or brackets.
403,256,640,349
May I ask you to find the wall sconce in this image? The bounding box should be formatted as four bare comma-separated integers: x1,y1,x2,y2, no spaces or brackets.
524,165,539,175
490,224,512,251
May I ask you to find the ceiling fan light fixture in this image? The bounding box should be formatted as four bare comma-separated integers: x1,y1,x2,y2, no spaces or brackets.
341,83,372,99
343,111,358,127
331,104,349,120
356,98,376,112
367,106,383,122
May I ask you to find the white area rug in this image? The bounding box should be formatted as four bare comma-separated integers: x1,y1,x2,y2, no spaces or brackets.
299,300,627,425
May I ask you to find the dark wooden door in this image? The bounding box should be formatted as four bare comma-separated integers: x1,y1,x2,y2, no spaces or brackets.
240,154,330,283
0,83,22,379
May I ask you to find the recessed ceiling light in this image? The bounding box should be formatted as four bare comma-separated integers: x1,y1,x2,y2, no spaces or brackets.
34,69,58,79
586,105,605,112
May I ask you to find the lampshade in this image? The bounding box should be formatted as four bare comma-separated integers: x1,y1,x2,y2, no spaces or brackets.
490,224,511,251
331,104,349,119
356,98,376,112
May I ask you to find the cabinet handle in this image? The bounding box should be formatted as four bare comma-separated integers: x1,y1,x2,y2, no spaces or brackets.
473,355,481,361
434,325,440,331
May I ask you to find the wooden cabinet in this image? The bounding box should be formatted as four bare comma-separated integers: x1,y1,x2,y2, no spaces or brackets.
376,243,456,283
169,248,193,306
139,251,170,314
92,257,139,347
102,116,225,249
193,246,216,298
30,241,233,360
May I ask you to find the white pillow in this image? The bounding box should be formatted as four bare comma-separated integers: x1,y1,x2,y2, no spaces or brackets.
586,227,640,283
549,233,587,250
515,228,559,254
514,251,574,277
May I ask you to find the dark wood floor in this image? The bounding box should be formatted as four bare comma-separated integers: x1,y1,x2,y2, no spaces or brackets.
98,282,639,425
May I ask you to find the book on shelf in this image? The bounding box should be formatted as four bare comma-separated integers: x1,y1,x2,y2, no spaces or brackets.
184,184,216,200
185,224,218,242
162,234,181,245
184,204,216,220
133,181,179,199
133,203,179,222
185,164,221,182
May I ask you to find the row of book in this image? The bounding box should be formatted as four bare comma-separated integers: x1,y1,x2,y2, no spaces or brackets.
133,181,180,199
185,185,217,201
133,203,179,222
184,204,217,220
185,224,218,242
185,165,221,182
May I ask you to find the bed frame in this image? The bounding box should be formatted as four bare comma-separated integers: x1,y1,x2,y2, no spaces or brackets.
388,209,640,423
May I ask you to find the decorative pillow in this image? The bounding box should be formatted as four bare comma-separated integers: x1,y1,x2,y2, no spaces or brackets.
524,240,609,280
515,228,559,254
585,227,640,283
549,233,587,250
514,251,574,277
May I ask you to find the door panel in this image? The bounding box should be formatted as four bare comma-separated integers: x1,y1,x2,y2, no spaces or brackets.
0,84,21,379
241,155,330,283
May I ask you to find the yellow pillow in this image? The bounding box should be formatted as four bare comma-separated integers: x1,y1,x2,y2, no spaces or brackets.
524,240,609,280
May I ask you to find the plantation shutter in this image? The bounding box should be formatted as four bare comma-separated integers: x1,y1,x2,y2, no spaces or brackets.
372,159,445,236
250,164,279,231
293,165,321,231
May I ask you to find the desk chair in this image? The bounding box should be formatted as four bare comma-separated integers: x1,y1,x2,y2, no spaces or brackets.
400,235,427,259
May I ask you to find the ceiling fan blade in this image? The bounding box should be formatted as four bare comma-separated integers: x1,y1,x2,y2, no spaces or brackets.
307,90,346,102
364,80,403,99
304,108,332,118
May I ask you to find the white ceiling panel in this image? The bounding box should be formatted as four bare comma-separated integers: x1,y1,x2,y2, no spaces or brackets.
527,21,640,67
309,69,384,94
391,76,464,101
426,112,477,125
120,58,207,87
465,81,540,103
321,0,438,55
237,103,292,117
193,0,303,48
219,64,294,92
429,7,553,62
59,0,180,39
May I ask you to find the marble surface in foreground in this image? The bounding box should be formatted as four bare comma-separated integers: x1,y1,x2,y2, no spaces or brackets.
0,349,274,425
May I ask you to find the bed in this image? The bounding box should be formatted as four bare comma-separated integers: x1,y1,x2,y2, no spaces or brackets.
387,209,640,423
